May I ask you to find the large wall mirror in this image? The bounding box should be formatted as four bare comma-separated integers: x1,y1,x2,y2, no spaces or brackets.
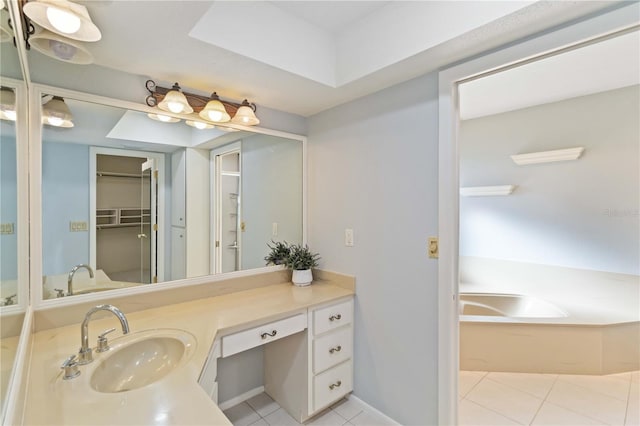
34,87,304,303
0,2,29,421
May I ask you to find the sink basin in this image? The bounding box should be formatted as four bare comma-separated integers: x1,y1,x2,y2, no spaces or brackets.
90,329,196,393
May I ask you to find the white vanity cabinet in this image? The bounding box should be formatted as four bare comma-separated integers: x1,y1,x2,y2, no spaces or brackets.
197,296,354,423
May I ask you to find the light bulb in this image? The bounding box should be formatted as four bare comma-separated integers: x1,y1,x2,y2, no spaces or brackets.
47,116,64,126
167,101,184,113
194,121,207,130
157,114,173,122
46,6,81,34
49,39,77,60
207,110,223,122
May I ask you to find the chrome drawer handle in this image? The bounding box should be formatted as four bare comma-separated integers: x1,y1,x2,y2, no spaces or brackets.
261,330,277,339
329,345,342,354
329,380,342,390
329,314,342,322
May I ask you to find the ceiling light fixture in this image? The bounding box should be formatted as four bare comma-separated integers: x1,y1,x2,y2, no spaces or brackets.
157,82,193,114
30,29,93,63
186,120,214,130
0,87,17,121
23,0,101,41
42,95,73,127
147,113,180,123
146,80,260,126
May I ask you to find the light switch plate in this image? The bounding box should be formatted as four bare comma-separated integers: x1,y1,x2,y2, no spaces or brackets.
0,223,14,235
70,221,88,232
345,228,354,247
428,237,439,259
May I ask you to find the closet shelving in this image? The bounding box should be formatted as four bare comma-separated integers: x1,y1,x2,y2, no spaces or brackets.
96,208,150,229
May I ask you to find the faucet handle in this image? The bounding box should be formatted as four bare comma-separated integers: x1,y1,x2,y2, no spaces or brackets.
96,328,116,353
53,288,65,298
60,355,80,380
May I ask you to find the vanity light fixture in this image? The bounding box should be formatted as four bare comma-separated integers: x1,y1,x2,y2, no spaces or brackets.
185,120,214,130
147,113,180,123
460,185,516,197
511,147,584,165
23,0,101,41
157,83,193,114
29,29,93,63
0,87,16,121
146,80,260,126
42,95,74,127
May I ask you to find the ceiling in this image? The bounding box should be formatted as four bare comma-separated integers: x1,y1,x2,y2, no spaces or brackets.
19,1,628,117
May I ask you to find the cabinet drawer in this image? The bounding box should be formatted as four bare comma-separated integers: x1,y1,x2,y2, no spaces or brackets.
221,313,307,357
313,327,352,374
313,299,353,336
313,361,352,411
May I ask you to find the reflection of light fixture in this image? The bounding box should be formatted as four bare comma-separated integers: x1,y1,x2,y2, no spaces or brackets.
147,113,180,123
23,0,101,41
146,80,259,126
30,29,93,63
0,87,16,121
231,100,260,126
186,120,214,130
42,96,74,127
157,83,193,114
199,93,230,123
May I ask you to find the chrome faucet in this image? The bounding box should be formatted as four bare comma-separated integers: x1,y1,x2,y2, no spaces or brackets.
67,264,94,296
78,304,130,365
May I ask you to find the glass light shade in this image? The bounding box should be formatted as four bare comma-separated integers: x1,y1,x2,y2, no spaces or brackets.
30,29,94,64
42,96,74,127
231,104,260,126
0,88,16,121
147,113,180,123
23,0,102,42
157,85,193,114
199,98,230,123
46,5,81,34
186,120,213,130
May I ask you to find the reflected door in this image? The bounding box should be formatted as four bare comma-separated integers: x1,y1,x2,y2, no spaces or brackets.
212,144,241,273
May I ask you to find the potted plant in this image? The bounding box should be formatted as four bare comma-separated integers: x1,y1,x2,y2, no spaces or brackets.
285,244,320,287
264,240,291,266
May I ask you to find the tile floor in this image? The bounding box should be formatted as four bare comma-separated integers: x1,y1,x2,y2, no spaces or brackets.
459,370,640,426
223,392,396,426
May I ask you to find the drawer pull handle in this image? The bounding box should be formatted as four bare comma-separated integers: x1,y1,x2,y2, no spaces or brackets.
329,314,342,322
329,380,342,390
329,345,342,354
261,330,277,339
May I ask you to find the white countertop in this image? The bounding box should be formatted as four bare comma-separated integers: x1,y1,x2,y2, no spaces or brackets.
24,279,354,425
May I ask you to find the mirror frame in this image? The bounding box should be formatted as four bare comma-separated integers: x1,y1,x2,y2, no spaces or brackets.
0,76,29,314
30,83,307,309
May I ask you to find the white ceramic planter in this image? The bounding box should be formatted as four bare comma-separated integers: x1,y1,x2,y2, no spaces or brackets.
292,269,313,287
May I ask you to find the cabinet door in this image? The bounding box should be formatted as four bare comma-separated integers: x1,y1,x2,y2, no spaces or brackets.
171,226,186,280
171,150,186,227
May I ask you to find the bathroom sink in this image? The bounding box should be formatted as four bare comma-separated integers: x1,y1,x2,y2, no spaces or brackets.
89,329,196,393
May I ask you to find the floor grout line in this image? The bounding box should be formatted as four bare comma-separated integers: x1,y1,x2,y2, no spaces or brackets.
461,396,529,426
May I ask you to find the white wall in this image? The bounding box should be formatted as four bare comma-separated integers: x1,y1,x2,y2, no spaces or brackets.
1,135,17,280
308,73,440,425
460,85,640,275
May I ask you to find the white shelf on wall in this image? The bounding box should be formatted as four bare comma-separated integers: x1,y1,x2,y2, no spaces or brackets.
460,185,516,197
511,147,584,165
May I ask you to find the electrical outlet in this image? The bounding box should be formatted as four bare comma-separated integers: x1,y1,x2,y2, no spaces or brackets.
0,223,14,235
428,237,439,259
345,228,354,247
70,221,88,232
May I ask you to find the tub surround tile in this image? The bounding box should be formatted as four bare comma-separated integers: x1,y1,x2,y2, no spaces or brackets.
466,377,544,424
458,399,520,426
486,372,557,399
546,380,627,425
531,402,607,425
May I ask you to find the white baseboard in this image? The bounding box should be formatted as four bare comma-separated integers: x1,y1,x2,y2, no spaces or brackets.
348,394,401,425
218,386,265,411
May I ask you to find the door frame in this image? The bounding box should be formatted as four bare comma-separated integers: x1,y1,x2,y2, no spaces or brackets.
89,146,165,283
437,6,639,424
